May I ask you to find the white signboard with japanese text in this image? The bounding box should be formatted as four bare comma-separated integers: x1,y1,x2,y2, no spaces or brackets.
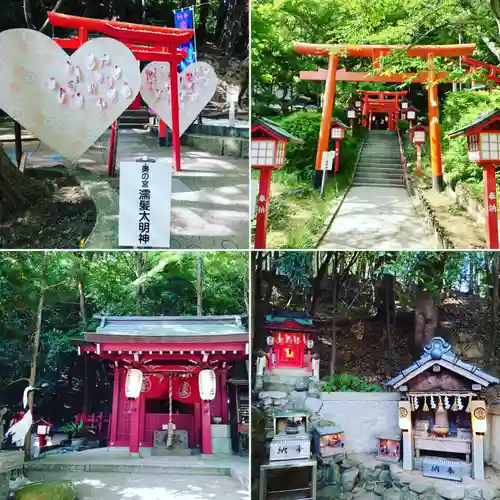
118,159,172,248
251,180,259,218
321,150,335,171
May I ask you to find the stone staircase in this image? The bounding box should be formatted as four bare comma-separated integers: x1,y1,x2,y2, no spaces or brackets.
354,130,404,187
118,108,150,130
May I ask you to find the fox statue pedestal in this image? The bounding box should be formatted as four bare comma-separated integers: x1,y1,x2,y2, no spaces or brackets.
152,429,190,456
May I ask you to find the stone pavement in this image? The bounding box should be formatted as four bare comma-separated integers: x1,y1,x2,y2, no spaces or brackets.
25,448,249,499
4,128,249,249
25,471,248,500
319,186,437,250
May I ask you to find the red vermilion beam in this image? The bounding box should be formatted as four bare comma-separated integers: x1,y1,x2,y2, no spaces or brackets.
294,42,476,58
47,11,193,47
300,69,450,83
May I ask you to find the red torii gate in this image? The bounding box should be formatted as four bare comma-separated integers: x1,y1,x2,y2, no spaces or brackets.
294,42,476,191
47,12,194,174
356,90,408,131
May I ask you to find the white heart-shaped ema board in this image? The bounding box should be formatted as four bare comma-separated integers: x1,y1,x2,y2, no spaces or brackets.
0,29,141,162
140,61,217,137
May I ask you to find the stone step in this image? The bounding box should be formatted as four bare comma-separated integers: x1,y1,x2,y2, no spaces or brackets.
357,162,401,169
353,180,404,188
354,178,403,187
355,173,403,182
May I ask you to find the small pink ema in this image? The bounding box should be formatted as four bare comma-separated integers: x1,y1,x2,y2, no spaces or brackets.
87,83,96,95
47,77,57,91
57,88,66,104
114,66,122,80
74,92,84,108
87,53,96,70
102,53,110,66
93,71,104,84
74,66,81,79
96,97,106,111
106,76,114,89
107,88,117,104
67,80,76,97
66,60,73,74
121,82,132,99
154,88,163,101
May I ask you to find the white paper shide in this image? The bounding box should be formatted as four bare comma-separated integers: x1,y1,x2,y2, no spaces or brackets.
118,159,172,248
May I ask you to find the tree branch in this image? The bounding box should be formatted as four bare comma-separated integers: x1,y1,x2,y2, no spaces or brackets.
39,0,65,33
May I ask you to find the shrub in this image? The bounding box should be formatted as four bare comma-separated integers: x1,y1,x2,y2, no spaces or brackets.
267,110,363,182
319,373,382,393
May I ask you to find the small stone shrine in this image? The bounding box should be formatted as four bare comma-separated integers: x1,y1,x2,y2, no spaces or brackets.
387,337,499,481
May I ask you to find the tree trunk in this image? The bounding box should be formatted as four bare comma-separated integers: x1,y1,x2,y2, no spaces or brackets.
196,255,203,316
25,253,47,460
384,274,395,377
214,0,227,42
77,260,89,414
492,253,499,360
197,1,210,46
330,255,338,377
135,252,146,314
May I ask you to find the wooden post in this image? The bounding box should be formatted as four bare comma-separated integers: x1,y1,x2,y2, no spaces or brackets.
427,55,444,191
201,400,212,454
334,140,340,175
254,168,272,249
416,145,422,177
194,402,201,449
14,121,22,166
483,164,499,249
109,369,121,446
314,53,339,188
169,60,181,171
472,433,485,480
369,113,373,130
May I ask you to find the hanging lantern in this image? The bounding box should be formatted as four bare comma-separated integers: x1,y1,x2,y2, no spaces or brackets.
266,336,274,346
125,368,143,399
306,339,314,349
470,400,487,433
198,369,217,401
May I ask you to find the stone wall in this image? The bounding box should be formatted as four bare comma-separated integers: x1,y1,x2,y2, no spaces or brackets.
318,392,401,454
485,404,500,469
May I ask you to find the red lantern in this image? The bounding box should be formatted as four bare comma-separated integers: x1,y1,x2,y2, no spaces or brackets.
449,109,500,248
251,119,304,249
330,120,348,175
408,125,428,177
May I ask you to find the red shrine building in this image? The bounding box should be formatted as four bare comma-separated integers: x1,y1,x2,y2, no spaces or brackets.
264,310,316,371
71,315,248,456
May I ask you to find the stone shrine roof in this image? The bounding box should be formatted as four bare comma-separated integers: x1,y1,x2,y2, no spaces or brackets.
387,337,499,390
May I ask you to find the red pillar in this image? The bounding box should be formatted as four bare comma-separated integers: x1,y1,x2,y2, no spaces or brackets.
483,164,499,249
158,120,167,147
220,370,229,424
368,113,373,130
109,369,121,446
129,394,141,454
428,55,444,192
169,61,181,171
254,168,272,249
416,145,422,177
194,402,201,449
362,99,368,128
107,120,118,177
201,400,212,454
334,140,340,175
315,54,339,172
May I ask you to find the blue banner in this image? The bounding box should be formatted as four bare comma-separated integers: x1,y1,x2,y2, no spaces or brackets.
174,7,196,72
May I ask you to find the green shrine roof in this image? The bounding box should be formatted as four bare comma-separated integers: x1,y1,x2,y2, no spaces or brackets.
253,118,304,144
91,315,247,338
448,109,500,138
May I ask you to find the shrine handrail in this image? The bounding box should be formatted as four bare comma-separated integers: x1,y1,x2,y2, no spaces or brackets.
396,127,409,190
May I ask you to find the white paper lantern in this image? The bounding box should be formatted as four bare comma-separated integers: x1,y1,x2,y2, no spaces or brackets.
266,336,274,346
306,339,314,349
198,369,217,401
125,368,143,399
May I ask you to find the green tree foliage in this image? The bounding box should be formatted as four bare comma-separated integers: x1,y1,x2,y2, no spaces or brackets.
0,251,248,415
252,0,500,113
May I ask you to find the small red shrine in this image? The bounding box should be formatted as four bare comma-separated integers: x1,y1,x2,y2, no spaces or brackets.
264,310,316,371
71,315,248,455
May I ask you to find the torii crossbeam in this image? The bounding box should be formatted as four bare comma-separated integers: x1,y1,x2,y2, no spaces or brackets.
294,42,476,191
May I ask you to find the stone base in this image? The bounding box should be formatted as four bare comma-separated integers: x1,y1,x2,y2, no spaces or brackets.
316,452,500,500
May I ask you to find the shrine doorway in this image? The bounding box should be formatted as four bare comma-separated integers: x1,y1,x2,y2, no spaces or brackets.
371,113,389,131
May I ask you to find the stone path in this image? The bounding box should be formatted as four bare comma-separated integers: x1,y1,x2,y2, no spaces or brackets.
4,128,249,249
26,471,249,500
319,186,437,250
